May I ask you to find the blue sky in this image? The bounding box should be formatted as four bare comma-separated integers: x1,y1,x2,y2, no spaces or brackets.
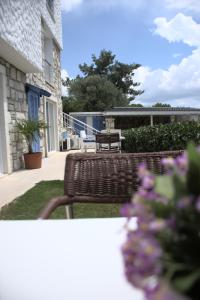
61,0,200,107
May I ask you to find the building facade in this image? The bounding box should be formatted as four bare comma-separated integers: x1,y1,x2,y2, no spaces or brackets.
70,107,200,134
0,0,63,175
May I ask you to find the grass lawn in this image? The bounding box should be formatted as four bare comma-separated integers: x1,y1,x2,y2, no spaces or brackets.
0,181,121,220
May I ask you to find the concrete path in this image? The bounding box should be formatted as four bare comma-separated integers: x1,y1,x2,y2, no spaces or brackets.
0,151,81,209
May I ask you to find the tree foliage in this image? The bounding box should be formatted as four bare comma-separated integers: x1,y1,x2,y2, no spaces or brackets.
62,50,143,112
62,96,83,114
123,121,200,153
79,50,143,98
129,103,143,107
152,103,171,107
64,75,128,112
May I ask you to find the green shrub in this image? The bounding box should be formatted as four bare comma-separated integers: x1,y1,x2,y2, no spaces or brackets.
122,121,200,153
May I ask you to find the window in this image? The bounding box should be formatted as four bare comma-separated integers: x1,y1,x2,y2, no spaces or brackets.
43,38,54,85
46,101,56,152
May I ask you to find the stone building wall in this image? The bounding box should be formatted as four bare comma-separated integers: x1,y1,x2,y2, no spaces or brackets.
0,38,62,172
0,0,62,71
26,39,63,147
0,57,27,171
52,43,63,139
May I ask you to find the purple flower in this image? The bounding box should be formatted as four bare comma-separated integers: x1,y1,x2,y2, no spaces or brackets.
177,197,192,209
137,188,168,204
122,230,162,292
149,219,167,232
142,175,155,190
120,204,135,218
161,157,175,170
175,152,188,175
146,281,188,300
120,201,150,220
122,146,200,299
138,162,150,179
196,197,200,212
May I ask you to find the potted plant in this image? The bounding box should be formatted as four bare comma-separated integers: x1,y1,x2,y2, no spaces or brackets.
16,119,47,169
121,144,200,300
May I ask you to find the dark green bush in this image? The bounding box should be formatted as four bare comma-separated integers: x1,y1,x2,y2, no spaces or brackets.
122,121,200,153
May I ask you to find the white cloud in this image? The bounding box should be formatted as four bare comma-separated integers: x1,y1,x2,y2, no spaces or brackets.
173,53,182,58
61,69,69,79
136,50,200,105
154,13,200,47
61,69,70,96
135,14,200,107
61,0,83,12
165,0,200,13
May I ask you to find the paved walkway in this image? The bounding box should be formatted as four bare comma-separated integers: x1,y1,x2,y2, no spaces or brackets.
0,151,81,209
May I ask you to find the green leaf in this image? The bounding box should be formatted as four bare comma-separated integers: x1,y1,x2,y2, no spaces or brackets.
173,270,200,292
186,143,200,196
155,175,175,200
16,120,47,154
172,174,187,202
164,262,187,281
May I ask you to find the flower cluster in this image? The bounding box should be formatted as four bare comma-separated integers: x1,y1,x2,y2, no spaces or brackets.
121,144,200,300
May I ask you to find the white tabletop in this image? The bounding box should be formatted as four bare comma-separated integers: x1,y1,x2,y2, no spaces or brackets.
0,218,142,300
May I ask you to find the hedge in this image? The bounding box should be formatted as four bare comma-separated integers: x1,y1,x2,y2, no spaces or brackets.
122,121,200,153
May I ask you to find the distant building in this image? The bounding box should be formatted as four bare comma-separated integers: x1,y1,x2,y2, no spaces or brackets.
70,107,200,133
0,0,63,175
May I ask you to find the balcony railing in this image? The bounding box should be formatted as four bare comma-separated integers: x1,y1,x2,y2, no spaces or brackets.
44,59,54,85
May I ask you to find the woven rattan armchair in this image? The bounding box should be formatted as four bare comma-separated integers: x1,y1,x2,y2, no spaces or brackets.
39,150,183,219
95,133,120,153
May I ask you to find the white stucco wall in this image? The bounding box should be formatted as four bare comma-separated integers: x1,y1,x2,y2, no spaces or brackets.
0,0,62,72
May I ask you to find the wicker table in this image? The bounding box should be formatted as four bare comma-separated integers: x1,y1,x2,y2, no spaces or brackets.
0,218,143,300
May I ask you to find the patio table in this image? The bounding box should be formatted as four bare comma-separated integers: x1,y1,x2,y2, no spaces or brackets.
0,218,143,300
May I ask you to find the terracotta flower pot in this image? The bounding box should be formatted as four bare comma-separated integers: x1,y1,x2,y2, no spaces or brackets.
23,152,42,169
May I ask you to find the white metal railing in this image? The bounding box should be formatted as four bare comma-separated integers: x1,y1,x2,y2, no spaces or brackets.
63,112,100,137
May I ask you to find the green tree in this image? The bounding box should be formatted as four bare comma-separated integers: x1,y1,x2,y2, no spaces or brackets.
62,50,143,112
129,103,143,107
62,96,84,114
152,102,171,107
79,50,143,99
67,75,128,111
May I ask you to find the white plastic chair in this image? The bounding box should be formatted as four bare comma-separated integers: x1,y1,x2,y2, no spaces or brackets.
80,130,95,152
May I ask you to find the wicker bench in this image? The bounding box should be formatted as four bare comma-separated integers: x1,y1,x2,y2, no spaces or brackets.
39,150,183,219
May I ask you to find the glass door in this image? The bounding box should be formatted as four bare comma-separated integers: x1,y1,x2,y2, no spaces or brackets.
46,101,56,152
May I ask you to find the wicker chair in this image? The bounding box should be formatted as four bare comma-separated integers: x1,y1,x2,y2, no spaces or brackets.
39,150,183,219
95,133,120,153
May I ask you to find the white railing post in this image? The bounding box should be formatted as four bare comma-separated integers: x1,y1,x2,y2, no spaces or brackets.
62,112,101,136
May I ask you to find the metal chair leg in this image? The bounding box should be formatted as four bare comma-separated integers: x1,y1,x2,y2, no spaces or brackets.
38,196,71,219
65,204,74,219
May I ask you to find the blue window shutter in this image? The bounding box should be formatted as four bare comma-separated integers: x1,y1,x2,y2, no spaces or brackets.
27,90,40,152
93,116,104,131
